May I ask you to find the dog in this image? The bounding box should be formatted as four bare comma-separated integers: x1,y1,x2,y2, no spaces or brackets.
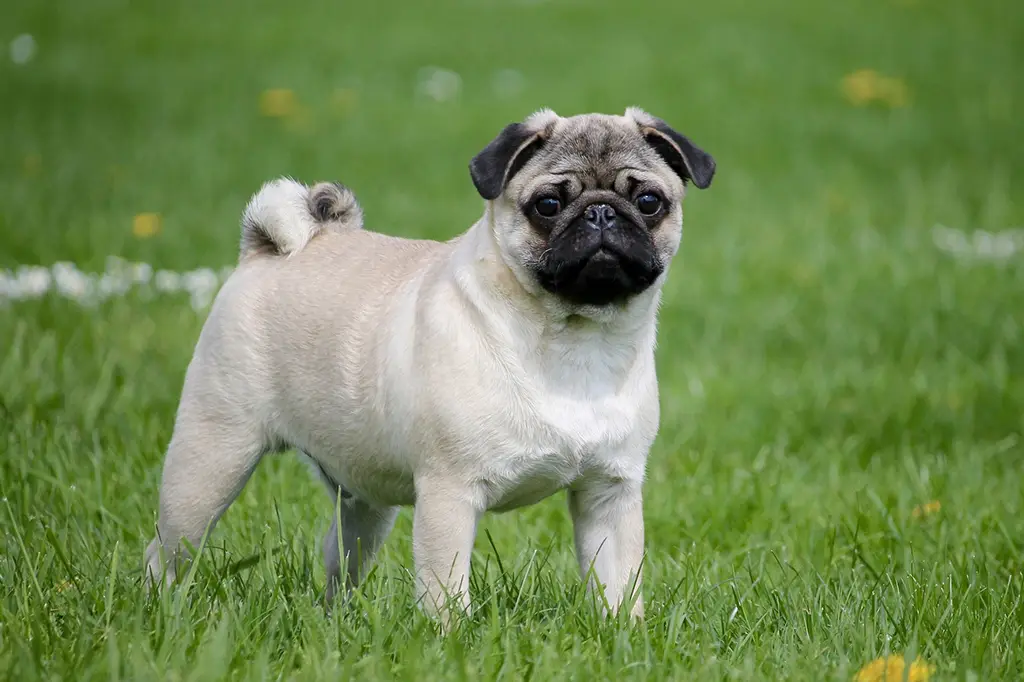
143,107,715,624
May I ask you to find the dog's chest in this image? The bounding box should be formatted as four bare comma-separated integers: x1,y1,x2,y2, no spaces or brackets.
480,341,653,511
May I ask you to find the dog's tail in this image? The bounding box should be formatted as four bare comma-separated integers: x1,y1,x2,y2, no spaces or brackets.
239,178,363,261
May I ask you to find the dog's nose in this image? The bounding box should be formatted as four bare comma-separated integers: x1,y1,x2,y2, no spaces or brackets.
583,204,617,230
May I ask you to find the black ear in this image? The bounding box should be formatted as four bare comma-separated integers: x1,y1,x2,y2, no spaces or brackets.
640,118,715,189
469,123,546,200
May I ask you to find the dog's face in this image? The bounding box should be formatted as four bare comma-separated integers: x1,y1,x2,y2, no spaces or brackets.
470,108,715,311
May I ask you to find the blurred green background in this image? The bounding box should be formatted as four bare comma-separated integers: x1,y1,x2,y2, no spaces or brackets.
1,0,1022,680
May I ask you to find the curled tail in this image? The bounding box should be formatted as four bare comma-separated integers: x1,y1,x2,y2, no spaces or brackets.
239,178,363,261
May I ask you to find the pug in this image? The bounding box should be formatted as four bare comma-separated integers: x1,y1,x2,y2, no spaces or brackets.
143,107,715,623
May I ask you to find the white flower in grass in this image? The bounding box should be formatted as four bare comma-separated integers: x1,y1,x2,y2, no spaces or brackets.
416,67,462,103
10,34,36,66
133,262,153,284
98,271,133,299
51,262,92,301
155,270,182,293
2,259,236,307
1,273,19,300
933,224,1024,260
14,266,51,299
183,268,220,310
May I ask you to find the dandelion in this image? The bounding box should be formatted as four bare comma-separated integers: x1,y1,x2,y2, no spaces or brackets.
911,500,941,519
841,69,879,106
841,69,910,108
132,213,161,239
855,655,935,682
259,88,298,118
258,87,312,132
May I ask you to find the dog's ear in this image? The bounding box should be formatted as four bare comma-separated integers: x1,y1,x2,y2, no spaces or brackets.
469,122,547,200
628,109,715,189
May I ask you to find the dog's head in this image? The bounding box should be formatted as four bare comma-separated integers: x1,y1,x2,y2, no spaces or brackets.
470,108,715,312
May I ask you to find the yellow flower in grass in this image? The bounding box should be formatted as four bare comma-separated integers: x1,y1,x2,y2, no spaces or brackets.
841,70,910,108
259,88,298,118
132,213,161,239
259,88,315,133
911,500,941,519
842,69,879,106
855,655,935,682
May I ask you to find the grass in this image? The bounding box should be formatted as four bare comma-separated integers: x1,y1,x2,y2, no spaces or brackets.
1,0,1023,679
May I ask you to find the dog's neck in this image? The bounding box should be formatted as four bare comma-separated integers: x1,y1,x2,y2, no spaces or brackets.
442,213,661,395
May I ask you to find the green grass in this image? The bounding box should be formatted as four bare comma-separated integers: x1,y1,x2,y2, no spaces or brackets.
2,0,1023,679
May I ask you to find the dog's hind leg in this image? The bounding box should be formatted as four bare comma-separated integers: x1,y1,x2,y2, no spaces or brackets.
143,404,265,588
315,471,399,602
322,495,399,604
301,453,399,603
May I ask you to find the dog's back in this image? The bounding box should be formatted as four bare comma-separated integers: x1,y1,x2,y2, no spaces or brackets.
196,181,448,466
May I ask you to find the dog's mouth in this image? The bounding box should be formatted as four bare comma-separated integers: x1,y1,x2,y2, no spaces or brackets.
536,208,663,306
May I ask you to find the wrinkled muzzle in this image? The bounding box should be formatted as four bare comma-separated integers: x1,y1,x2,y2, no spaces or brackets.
537,203,663,306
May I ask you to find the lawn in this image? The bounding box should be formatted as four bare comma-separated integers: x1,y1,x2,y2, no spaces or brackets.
1,0,1023,679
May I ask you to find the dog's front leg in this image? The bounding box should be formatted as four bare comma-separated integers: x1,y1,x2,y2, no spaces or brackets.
412,477,479,629
568,477,645,619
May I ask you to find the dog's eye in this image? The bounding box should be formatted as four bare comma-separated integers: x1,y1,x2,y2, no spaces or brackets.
636,193,663,216
534,197,562,218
